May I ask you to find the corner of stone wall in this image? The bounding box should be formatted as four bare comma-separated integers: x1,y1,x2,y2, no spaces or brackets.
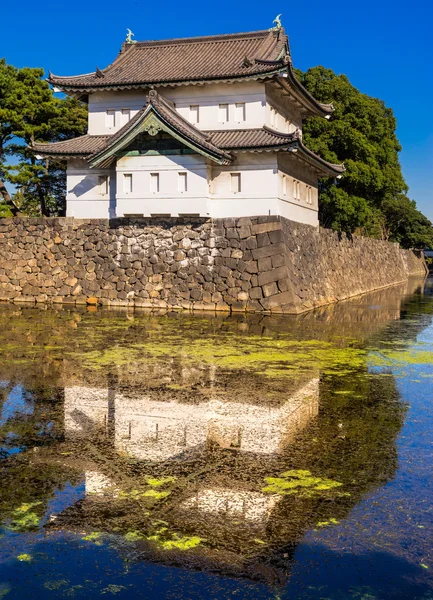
210,216,297,313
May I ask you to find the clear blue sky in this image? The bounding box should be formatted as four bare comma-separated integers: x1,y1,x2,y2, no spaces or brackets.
2,0,432,218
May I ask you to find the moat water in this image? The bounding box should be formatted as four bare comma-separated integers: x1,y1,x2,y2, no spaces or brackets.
0,278,433,599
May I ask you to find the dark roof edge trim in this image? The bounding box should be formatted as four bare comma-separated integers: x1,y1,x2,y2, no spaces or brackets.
290,138,345,176
47,69,285,93
287,61,334,117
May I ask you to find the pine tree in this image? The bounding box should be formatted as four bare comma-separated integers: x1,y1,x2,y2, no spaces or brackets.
0,60,87,216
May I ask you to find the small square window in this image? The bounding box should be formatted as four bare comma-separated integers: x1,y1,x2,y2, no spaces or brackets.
120,109,131,126
270,106,276,127
218,103,229,123
123,173,132,194
178,172,187,193
106,110,116,129
235,102,246,122
98,175,109,195
189,105,199,124
150,173,160,193
231,173,241,194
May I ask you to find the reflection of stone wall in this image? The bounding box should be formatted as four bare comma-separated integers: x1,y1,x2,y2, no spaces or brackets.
63,379,319,461
0,216,426,313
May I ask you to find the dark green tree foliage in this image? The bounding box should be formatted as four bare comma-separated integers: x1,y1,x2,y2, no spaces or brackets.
298,66,433,248
0,60,16,216
0,59,87,216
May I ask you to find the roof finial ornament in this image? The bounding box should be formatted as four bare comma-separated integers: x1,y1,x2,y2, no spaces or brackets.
271,14,283,31
126,28,137,44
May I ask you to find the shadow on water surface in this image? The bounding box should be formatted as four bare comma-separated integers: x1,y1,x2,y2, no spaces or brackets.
0,277,432,598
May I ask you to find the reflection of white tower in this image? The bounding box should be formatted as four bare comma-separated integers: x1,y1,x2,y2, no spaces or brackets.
64,379,319,461
207,378,319,454
85,471,115,496
115,398,208,461
64,386,110,436
181,489,281,525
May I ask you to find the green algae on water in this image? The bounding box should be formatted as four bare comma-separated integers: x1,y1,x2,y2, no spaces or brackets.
8,503,42,532
141,489,171,500
82,532,102,543
145,476,176,487
149,533,203,551
78,334,368,381
16,554,32,562
262,470,343,497
160,535,202,551
317,518,340,527
124,531,144,542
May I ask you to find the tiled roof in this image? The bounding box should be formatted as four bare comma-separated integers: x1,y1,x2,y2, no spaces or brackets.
210,128,345,175
48,29,289,91
32,135,110,157
293,137,345,175
209,128,297,149
32,103,344,176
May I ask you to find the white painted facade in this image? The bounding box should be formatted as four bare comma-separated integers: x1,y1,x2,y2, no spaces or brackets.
66,80,323,225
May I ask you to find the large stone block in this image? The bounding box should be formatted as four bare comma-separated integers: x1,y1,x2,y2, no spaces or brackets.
260,291,295,310
251,221,281,235
252,243,284,260
257,266,288,287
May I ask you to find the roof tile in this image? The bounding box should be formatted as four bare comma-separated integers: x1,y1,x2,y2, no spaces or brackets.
48,29,288,91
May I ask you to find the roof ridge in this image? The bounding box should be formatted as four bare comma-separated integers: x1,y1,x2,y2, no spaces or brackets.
131,29,271,47
206,128,264,133
254,30,281,61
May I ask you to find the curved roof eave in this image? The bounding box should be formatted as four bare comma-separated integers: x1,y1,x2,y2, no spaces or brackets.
289,138,345,176
273,63,334,118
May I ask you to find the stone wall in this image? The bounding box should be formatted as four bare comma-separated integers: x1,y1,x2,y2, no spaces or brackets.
0,216,426,313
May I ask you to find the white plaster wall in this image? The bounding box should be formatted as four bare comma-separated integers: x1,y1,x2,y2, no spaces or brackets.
115,153,209,217
277,153,319,226
209,152,278,218
276,198,318,226
167,81,266,131
87,81,267,134
265,82,303,134
88,91,142,135
66,158,115,218
65,151,321,224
